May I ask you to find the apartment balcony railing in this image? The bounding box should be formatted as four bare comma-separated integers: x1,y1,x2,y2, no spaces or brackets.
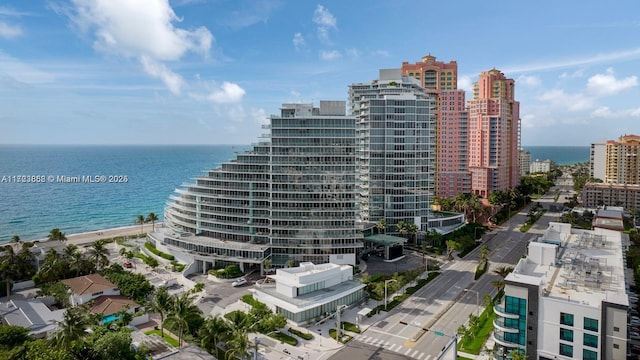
494,305,519,319
493,317,519,333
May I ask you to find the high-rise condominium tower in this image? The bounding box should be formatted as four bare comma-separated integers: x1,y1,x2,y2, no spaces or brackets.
349,69,436,233
157,101,362,272
467,69,521,197
605,134,640,185
401,54,471,198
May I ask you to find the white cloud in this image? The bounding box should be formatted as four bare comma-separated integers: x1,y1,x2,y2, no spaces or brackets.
320,50,341,61
458,75,473,93
0,21,22,38
0,6,34,17
346,48,360,58
538,89,594,111
372,50,390,57
516,75,541,87
206,82,246,104
591,106,640,119
559,69,585,79
140,56,184,94
251,108,268,125
586,68,637,96
502,47,640,74
65,0,213,93
312,5,336,44
292,32,305,50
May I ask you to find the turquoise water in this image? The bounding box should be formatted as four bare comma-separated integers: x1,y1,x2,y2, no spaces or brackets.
522,146,590,166
102,313,121,324
0,145,241,242
0,145,588,242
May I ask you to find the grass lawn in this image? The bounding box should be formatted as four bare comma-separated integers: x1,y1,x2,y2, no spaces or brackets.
145,329,180,347
457,308,495,355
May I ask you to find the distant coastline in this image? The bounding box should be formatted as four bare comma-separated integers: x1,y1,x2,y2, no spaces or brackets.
522,145,590,166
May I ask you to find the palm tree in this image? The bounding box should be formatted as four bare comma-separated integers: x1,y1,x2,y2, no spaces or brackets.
88,240,110,271
165,292,202,347
200,315,230,354
263,258,272,277
149,286,173,338
225,330,251,360
62,244,79,260
48,228,67,242
10,235,20,243
508,349,526,360
446,240,461,260
406,222,419,245
146,212,159,232
395,220,408,239
479,245,490,262
135,215,146,235
375,218,387,234
54,306,93,349
491,266,514,291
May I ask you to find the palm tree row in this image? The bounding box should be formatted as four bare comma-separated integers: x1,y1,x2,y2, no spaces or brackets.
35,241,110,284
149,287,203,347
135,212,160,234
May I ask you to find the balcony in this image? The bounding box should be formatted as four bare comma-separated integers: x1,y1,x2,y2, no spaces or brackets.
492,330,525,349
493,317,519,333
494,305,519,319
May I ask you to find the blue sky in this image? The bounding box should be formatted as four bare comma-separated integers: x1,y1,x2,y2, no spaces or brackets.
0,0,639,146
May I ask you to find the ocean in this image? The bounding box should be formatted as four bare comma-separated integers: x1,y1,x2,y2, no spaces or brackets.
522,146,590,166
0,145,241,242
0,145,590,242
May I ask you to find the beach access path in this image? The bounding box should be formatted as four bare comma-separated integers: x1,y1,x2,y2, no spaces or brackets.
29,223,163,246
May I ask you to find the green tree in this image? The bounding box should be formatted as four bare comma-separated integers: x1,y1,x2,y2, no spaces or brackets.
10,235,20,243
135,215,145,234
395,220,408,238
445,240,461,260
225,330,251,360
479,245,490,262
149,286,173,338
146,212,159,232
91,330,139,360
88,240,110,271
200,315,231,354
482,294,493,308
165,292,202,347
0,245,17,297
286,259,295,268
406,222,419,245
508,349,526,360
375,218,387,234
263,258,272,276
25,339,73,360
48,228,67,242
37,281,71,308
0,325,29,350
54,306,94,350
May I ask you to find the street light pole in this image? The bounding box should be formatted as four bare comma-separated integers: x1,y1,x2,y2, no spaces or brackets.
385,279,398,311
336,304,347,343
464,289,480,316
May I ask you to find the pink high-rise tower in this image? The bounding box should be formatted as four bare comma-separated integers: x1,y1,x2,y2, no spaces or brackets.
401,54,471,199
467,69,521,197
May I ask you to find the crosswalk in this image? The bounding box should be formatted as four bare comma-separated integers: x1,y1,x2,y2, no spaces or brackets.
356,335,431,359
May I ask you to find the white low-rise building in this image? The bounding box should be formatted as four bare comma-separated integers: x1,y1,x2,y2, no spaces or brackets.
494,222,629,360
0,299,65,338
251,262,365,324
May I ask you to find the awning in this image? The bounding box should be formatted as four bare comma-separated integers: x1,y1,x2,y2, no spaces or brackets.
364,234,408,246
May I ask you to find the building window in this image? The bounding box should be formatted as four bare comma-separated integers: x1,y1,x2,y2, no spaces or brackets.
560,343,573,357
583,349,597,360
560,312,574,326
560,328,574,342
584,317,598,332
613,326,620,332
584,333,598,348
614,343,620,349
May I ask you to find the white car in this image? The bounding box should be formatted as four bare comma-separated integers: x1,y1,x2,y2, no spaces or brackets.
232,278,248,287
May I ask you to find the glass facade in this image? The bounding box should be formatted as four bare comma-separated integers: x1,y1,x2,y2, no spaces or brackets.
584,317,598,332
162,101,363,267
349,73,436,235
493,294,527,359
276,288,364,323
560,312,574,326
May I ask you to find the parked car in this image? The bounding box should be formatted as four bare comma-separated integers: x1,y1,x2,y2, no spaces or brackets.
232,278,248,287
123,262,133,268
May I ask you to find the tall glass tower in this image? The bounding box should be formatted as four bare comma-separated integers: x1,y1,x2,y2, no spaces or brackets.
349,69,436,235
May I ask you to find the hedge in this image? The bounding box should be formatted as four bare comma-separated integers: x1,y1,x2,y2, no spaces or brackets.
269,331,298,346
144,242,175,260
288,327,313,340
474,260,488,280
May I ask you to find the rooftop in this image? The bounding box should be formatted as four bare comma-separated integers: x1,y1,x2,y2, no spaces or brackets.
90,295,139,316
253,280,365,312
61,273,116,296
507,222,628,308
0,299,65,335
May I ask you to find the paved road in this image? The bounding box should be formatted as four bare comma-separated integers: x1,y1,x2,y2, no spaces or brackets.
332,184,569,360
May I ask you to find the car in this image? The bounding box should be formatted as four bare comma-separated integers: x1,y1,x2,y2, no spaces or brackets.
232,278,248,287
283,349,291,355
123,262,132,268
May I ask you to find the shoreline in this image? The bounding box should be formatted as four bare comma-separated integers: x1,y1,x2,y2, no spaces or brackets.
10,222,163,247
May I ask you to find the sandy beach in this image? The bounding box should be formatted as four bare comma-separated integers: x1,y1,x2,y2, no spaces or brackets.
27,222,163,246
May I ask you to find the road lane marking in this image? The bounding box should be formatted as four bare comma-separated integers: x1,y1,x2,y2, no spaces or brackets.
404,348,413,355
412,350,419,358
